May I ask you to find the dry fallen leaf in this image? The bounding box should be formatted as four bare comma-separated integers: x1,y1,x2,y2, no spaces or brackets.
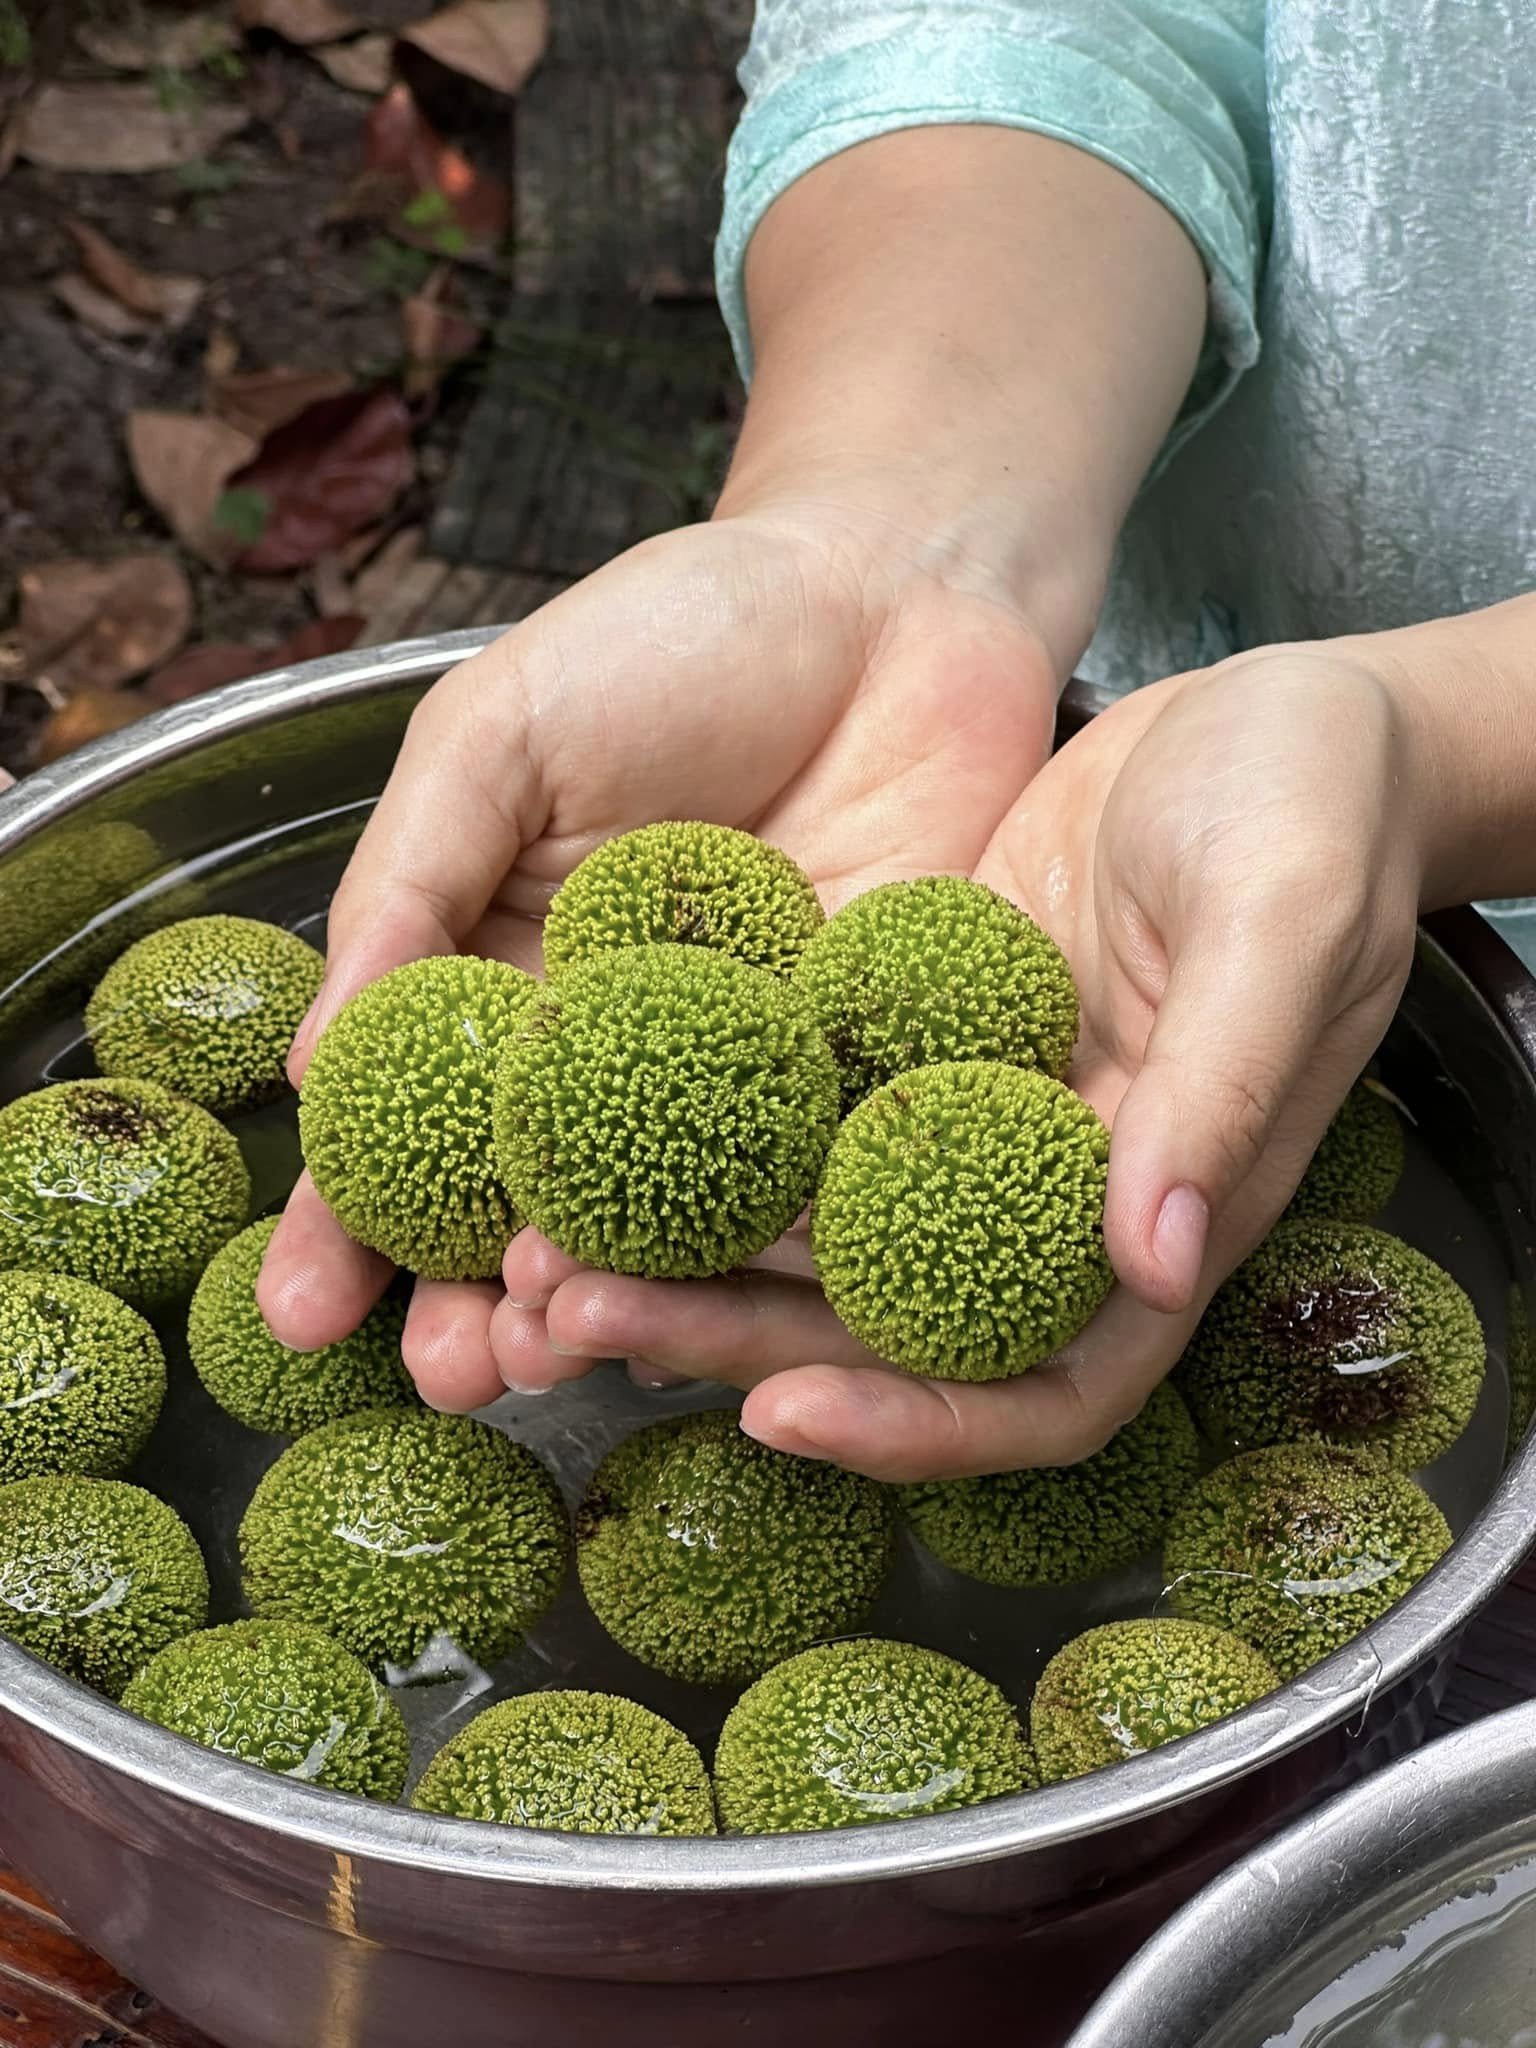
209,367,355,440
51,273,153,340
236,0,362,44
354,81,508,259
401,269,482,399
310,33,393,93
146,615,365,705
351,523,424,609
76,11,239,72
18,83,250,175
20,556,193,697
126,412,260,563
400,0,548,96
203,325,242,384
34,690,152,768
227,386,415,573
65,220,202,328
310,553,356,617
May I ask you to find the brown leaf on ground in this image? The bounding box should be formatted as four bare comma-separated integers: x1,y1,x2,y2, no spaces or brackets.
146,615,365,706
126,412,260,562
350,523,424,609
76,11,239,72
311,33,393,93
401,268,482,399
20,557,193,697
399,0,548,96
309,553,356,617
203,325,241,383
51,273,153,340
226,387,415,573
351,80,507,258
34,691,151,768
209,367,355,440
64,220,203,328
17,83,250,175
237,0,363,42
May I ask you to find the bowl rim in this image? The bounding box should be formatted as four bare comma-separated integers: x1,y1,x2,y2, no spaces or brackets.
2,635,1534,1894
1065,1692,1536,2046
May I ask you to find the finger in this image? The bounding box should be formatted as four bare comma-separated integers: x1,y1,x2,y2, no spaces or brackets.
740,1284,1196,1481
502,1228,589,1310
1099,918,1344,1314
488,1295,598,1395
290,637,551,1080
542,1269,886,1390
402,1279,505,1411
256,1171,395,1350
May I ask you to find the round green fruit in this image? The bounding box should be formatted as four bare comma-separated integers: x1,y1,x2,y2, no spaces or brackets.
0,1269,165,1483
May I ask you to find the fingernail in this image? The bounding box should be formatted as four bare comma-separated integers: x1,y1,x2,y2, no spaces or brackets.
504,1294,547,1311
500,1379,552,1397
1153,1183,1209,1304
739,1411,825,1460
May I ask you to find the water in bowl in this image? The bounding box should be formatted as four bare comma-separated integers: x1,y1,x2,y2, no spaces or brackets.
1264,1856,1536,2048
0,809,1524,1785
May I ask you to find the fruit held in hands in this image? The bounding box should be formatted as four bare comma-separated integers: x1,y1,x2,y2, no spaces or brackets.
495,946,839,1279
811,1061,1111,1380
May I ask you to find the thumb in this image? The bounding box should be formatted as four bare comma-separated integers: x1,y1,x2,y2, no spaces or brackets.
287,637,547,1084
1102,929,1337,1314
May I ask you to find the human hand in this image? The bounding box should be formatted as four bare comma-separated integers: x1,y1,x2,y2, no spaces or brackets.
256,499,1062,1398
510,645,1430,1479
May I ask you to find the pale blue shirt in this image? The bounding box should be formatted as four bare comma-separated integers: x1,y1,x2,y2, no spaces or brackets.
715,0,1536,959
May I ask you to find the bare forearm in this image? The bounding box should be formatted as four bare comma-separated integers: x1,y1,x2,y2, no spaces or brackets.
717,126,1208,677
1367,594,1536,907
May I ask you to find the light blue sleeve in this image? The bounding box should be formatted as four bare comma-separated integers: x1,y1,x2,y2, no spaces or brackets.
716,0,1268,459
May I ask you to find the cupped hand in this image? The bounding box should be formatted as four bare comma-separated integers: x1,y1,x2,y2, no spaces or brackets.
516,645,1431,1480
256,502,1060,1402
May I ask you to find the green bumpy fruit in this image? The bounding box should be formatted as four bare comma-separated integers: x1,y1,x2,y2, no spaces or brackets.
495,946,840,1279
793,876,1078,1110
542,821,823,979
86,915,325,1115
0,822,160,997
413,1690,716,1836
1176,1222,1485,1470
0,1270,166,1484
0,1080,250,1311
188,1217,414,1438
1031,1618,1280,1782
576,1411,894,1686
1286,1081,1406,1223
811,1061,1112,1381
240,1408,569,1673
123,1619,410,1801
901,1381,1201,1586
713,1639,1037,1835
1163,1443,1452,1680
0,1476,209,1698
299,955,540,1281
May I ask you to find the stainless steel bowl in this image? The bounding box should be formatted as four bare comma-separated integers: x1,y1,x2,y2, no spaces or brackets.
1067,1693,1536,2047
1,634,1534,2048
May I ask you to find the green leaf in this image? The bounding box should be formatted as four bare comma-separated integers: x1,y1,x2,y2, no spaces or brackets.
214,489,272,546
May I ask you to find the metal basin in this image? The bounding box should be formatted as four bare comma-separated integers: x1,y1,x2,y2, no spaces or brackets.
1,633,1534,2048
1067,1692,1536,2047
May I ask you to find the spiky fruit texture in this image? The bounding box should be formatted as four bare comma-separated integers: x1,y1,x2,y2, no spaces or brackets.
542,821,823,979
1176,1222,1485,1470
811,1061,1111,1380
188,1217,413,1438
713,1638,1036,1835
495,946,840,1278
0,1080,249,1311
87,915,324,1114
576,1410,894,1686
793,876,1078,1110
299,955,539,1280
1163,1443,1452,1679
413,1690,716,1835
124,1619,411,1800
239,1408,569,1673
0,1475,209,1697
1031,1618,1280,1781
1286,1080,1405,1222
0,1270,165,1483
901,1381,1200,1585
